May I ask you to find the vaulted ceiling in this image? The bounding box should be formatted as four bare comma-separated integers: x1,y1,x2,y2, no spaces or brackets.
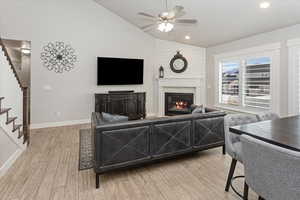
95,0,300,47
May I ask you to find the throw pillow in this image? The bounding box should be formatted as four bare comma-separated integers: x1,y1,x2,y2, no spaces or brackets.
192,104,205,114
102,112,129,123
190,104,198,112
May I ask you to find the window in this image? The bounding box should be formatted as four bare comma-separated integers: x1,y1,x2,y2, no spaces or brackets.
219,57,271,110
220,61,240,105
244,57,271,109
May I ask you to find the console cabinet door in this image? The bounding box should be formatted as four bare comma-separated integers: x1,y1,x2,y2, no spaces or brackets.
126,95,138,119
95,93,146,120
152,121,192,157
101,126,150,166
193,117,224,148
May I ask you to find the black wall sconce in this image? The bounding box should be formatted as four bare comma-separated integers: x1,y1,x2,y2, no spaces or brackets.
159,66,164,78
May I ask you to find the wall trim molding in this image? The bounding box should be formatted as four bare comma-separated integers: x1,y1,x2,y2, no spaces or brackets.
30,119,90,129
0,148,24,178
287,38,300,116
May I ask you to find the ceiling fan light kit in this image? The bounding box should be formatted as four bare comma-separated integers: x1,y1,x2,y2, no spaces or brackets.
158,22,174,32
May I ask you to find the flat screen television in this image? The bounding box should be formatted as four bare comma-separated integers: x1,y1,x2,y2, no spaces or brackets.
97,57,144,85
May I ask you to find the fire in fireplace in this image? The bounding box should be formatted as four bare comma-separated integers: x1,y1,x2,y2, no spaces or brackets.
165,93,194,116
175,101,188,110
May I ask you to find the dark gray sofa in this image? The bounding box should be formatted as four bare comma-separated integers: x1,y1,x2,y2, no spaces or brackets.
91,108,226,188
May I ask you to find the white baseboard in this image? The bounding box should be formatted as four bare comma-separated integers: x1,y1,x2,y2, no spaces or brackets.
30,119,91,130
146,113,157,117
0,148,24,178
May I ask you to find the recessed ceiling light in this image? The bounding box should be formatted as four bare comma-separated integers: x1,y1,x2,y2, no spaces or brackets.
185,35,191,40
260,2,270,9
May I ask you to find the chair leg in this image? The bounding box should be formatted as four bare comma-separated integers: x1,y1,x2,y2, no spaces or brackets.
222,145,226,155
96,173,100,189
243,182,249,200
225,158,237,192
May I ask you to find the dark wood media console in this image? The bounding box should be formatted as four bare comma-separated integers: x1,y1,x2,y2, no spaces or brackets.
95,92,146,120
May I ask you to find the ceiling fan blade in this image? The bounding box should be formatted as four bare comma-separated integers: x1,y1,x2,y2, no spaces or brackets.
140,23,156,31
175,19,198,24
138,12,157,19
168,6,185,18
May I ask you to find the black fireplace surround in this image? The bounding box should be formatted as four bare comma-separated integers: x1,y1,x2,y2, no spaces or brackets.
165,92,194,116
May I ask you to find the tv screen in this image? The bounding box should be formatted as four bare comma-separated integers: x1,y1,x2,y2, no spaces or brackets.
97,57,144,85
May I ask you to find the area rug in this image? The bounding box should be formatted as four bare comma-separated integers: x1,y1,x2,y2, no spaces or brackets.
79,129,93,170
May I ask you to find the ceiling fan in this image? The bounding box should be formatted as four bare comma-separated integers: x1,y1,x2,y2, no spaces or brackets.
137,0,197,33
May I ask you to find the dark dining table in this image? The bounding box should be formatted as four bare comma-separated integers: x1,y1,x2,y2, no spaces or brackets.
229,115,300,152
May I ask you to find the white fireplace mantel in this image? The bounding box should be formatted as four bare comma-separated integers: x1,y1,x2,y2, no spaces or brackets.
157,77,205,116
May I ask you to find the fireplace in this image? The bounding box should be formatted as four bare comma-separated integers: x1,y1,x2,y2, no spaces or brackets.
165,93,194,116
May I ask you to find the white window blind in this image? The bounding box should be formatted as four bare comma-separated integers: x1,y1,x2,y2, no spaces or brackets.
243,57,271,109
219,57,271,110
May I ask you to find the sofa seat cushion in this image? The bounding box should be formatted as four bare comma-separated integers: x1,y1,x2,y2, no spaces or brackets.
102,112,129,123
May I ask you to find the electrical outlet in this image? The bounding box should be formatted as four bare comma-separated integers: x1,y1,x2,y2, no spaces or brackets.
55,111,61,117
43,85,52,91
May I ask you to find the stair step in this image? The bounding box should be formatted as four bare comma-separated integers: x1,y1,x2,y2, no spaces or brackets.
13,124,22,132
0,108,11,115
18,131,23,139
6,117,17,125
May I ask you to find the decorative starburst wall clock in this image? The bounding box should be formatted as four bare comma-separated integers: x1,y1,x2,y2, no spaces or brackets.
41,42,77,73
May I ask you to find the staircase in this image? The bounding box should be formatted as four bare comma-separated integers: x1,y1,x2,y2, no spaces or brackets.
0,37,29,147
0,98,24,141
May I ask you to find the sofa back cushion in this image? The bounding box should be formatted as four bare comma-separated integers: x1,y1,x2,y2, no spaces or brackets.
102,112,129,123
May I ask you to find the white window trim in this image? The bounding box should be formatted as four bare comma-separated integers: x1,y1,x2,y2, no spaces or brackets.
287,38,300,116
214,43,281,114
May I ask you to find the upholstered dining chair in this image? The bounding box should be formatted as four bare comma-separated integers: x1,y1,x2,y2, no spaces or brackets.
224,114,259,192
241,135,300,200
256,111,280,121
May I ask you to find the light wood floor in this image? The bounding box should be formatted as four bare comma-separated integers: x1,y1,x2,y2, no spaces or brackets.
0,124,258,200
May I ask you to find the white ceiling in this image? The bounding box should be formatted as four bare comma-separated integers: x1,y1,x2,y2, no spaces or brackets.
94,0,300,47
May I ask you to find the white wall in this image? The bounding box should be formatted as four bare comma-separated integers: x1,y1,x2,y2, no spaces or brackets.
0,127,19,176
206,24,300,116
154,39,206,79
0,0,156,126
153,39,206,114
